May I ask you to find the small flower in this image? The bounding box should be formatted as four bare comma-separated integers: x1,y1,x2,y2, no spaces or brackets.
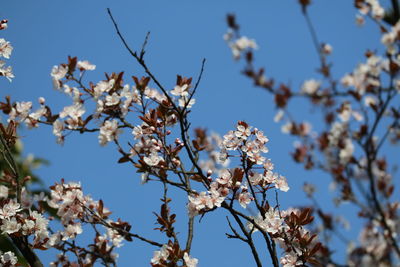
105,92,121,106
62,223,83,240
321,43,333,54
301,79,321,95
338,102,352,122
0,199,22,219
171,84,189,97
235,36,258,50
230,36,257,59
178,96,195,108
53,120,64,138
0,62,14,81
238,192,252,208
51,65,68,89
235,123,251,139
59,103,85,121
143,152,163,166
77,60,96,71
1,217,21,234
1,251,17,265
183,252,198,267
0,19,8,30
274,109,284,122
275,175,289,192
339,138,354,164
151,245,170,265
281,122,294,134
93,79,115,98
0,38,13,59
280,251,301,267
98,119,121,146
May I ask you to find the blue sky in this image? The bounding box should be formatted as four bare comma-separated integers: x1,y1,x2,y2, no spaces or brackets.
1,1,384,266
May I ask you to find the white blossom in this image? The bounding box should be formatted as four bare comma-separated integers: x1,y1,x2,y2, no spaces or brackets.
51,65,68,89
301,79,321,95
171,84,189,97
1,217,21,234
183,252,198,267
77,60,96,71
0,251,17,266
105,92,121,106
59,103,85,120
151,245,170,265
94,79,115,98
275,175,290,192
0,38,13,59
98,119,121,146
143,152,163,166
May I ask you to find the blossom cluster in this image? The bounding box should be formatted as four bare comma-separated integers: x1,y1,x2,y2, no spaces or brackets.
253,208,319,267
224,30,258,60
223,3,400,266
7,2,398,264
1,54,205,265
0,19,14,81
301,79,321,95
355,0,385,22
9,57,197,151
188,122,289,216
0,251,17,267
171,83,195,108
381,20,400,54
0,179,126,266
150,242,198,267
341,53,388,95
48,180,125,265
0,189,50,249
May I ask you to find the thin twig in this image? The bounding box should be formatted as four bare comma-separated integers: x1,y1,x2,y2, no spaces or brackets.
183,58,206,113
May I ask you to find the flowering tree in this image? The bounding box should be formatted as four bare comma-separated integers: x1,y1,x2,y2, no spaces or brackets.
0,0,399,266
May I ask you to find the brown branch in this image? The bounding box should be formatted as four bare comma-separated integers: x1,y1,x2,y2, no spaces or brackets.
83,205,163,248
107,8,209,188
225,209,264,267
10,236,43,267
106,8,177,110
221,202,279,267
182,58,206,113
362,85,400,257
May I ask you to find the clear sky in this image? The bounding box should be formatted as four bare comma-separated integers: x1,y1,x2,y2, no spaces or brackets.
1,1,383,266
